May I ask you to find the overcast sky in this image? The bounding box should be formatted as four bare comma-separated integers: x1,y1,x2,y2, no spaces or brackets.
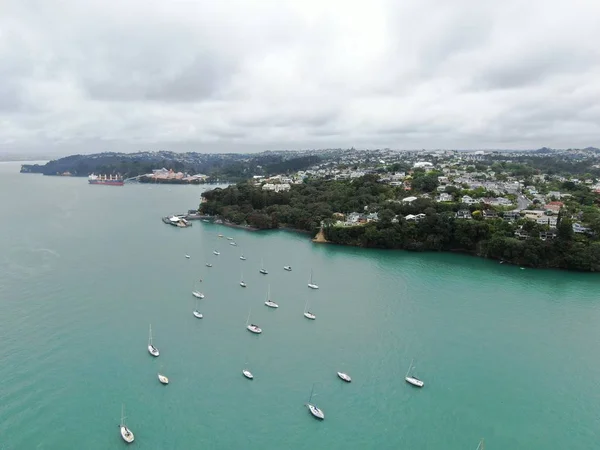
1,0,599,154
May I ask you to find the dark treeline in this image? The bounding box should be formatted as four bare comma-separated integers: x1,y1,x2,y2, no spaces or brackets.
20,152,321,180
200,177,600,272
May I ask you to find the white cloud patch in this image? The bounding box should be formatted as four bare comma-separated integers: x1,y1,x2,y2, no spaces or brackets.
1,0,600,153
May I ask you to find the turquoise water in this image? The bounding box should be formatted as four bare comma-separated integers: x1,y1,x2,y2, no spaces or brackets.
1,162,600,449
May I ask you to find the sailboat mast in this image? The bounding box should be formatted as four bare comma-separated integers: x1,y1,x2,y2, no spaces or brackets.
308,383,315,403
406,359,414,377
246,309,251,325
121,404,125,427
148,324,152,346
304,297,310,313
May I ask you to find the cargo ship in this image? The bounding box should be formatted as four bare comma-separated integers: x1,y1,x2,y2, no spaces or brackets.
88,174,124,186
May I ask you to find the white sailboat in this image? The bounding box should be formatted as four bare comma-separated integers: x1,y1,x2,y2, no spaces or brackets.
192,281,205,299
240,271,247,288
246,308,262,334
242,369,254,379
284,265,292,271
206,263,213,267
227,236,233,240
193,298,203,319
259,258,268,275
303,297,316,320
230,242,237,246
119,404,135,443
158,366,169,385
218,234,224,238
405,359,424,387
337,372,352,382
147,324,159,357
305,383,325,420
213,250,220,255
185,254,191,259
240,254,246,261
264,284,278,308
308,269,319,289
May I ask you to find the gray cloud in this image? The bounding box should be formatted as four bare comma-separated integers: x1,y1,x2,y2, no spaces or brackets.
1,0,600,153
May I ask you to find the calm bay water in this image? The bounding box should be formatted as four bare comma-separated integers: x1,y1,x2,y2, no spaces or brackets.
1,161,600,449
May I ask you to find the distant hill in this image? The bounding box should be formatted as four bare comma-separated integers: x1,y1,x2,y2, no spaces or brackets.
19,151,321,181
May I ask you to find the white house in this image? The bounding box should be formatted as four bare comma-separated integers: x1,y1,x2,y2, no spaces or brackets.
436,193,453,202
461,195,477,204
405,213,426,222
402,196,418,203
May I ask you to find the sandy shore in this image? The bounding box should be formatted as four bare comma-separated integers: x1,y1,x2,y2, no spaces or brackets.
311,227,329,243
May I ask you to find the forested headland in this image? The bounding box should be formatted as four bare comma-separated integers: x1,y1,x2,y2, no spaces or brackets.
199,177,600,272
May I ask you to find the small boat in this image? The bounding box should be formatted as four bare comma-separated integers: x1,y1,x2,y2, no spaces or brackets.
193,299,203,319
240,255,247,261
206,263,213,267
185,254,191,259
147,324,159,357
213,250,220,255
192,291,205,299
303,297,316,320
202,219,209,223
337,372,351,382
119,404,135,443
405,359,424,388
245,309,262,334
284,266,292,271
229,242,237,246
308,269,319,289
218,234,224,238
305,384,324,420
240,271,247,288
264,284,278,308
259,258,268,275
242,369,254,380
227,237,233,240
158,373,169,385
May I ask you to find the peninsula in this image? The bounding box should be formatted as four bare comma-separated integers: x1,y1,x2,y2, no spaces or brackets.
199,148,600,272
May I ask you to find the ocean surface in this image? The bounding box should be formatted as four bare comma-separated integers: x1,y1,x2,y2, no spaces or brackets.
1,161,600,449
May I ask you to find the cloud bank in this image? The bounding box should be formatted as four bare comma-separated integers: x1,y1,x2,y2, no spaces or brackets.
1,0,600,153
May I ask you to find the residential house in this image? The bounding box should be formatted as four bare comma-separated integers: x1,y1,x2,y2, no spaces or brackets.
405,213,426,222
546,191,562,200
436,193,453,202
539,229,557,240
402,196,418,203
504,211,521,221
461,195,477,205
483,210,498,219
456,210,472,219
366,212,379,222
573,223,590,234
537,217,558,227
544,201,563,214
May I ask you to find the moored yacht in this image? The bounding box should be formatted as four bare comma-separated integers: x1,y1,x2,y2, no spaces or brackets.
192,291,205,299
259,259,268,274
405,359,424,388
245,309,262,334
308,269,319,289
284,266,292,271
303,298,316,320
119,404,134,443
147,324,159,357
240,255,247,261
206,263,213,267
213,250,220,255
242,369,254,379
158,373,169,384
230,242,237,246
305,384,324,420
193,299,203,319
337,372,352,382
185,254,191,259
264,284,278,308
